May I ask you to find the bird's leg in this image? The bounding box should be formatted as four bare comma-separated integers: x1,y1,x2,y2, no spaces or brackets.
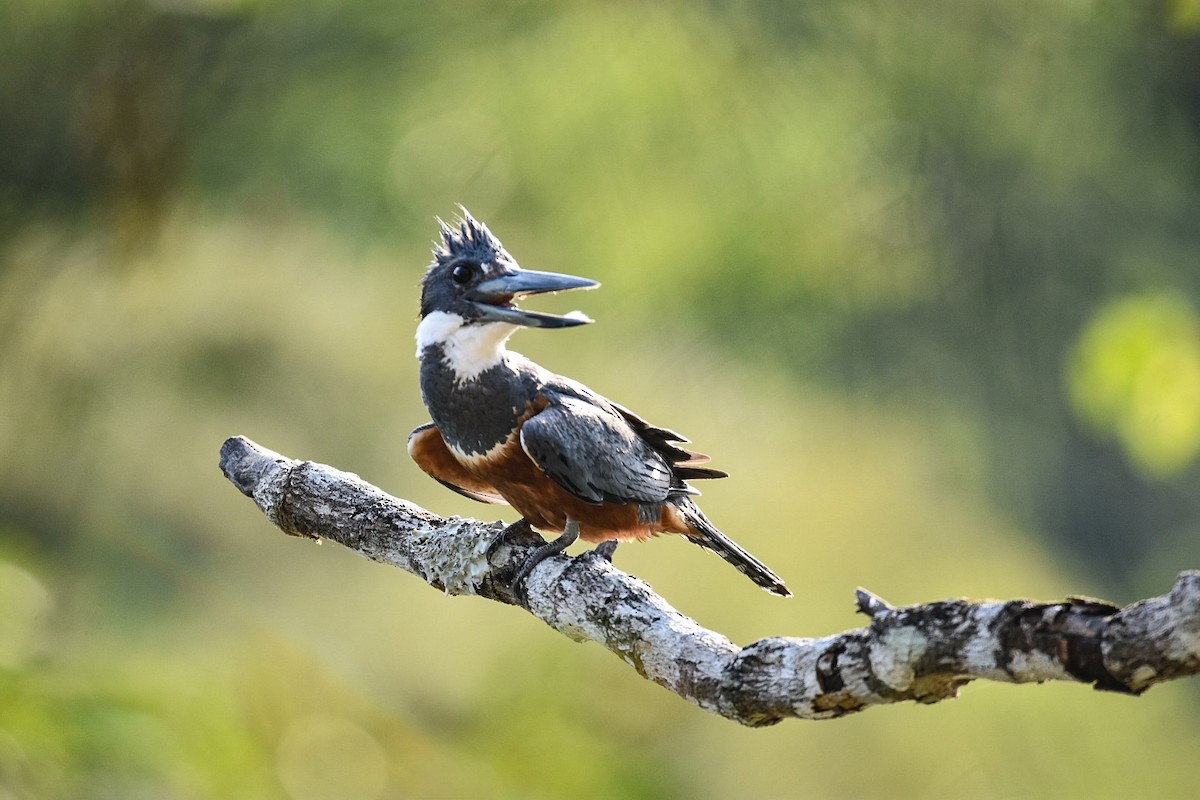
512,519,580,598
486,518,538,560
590,539,619,562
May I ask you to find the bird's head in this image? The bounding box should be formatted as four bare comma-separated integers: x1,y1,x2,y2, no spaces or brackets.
419,209,598,329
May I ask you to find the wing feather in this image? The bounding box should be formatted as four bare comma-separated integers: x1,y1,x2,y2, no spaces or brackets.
519,396,672,505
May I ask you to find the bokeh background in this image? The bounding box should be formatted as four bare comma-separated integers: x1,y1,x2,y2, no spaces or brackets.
3,1,1200,797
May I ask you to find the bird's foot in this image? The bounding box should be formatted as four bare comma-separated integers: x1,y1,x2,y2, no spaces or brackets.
512,520,580,602
486,518,538,561
589,539,619,563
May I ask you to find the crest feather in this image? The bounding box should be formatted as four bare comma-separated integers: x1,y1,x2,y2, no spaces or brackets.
431,207,505,267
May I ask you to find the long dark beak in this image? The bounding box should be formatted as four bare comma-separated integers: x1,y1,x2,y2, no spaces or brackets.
468,268,599,328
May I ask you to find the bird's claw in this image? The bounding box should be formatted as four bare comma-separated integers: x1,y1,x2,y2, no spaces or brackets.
486,518,537,561
589,539,619,563
510,520,580,603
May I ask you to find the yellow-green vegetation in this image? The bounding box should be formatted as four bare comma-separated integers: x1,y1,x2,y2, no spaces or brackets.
1069,292,1200,477
1,1,1198,798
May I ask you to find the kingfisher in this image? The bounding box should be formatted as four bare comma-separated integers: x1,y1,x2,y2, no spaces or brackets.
408,210,791,597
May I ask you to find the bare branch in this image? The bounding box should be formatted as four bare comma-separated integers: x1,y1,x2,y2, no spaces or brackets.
219,435,1200,727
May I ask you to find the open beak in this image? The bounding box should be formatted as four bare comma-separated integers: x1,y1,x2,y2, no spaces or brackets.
467,268,599,328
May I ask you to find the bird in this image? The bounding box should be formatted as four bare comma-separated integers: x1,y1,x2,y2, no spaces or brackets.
407,209,791,597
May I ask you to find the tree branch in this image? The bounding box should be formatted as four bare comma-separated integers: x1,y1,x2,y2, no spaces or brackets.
219,435,1200,727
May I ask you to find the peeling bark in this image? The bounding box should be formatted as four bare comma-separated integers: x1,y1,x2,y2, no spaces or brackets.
219,435,1200,727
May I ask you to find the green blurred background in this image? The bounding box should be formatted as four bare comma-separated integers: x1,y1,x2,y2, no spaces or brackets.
2,0,1200,797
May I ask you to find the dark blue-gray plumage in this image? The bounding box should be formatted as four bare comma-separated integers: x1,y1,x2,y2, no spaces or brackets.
408,209,790,596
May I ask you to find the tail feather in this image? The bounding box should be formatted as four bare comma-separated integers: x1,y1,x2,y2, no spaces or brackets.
677,499,791,597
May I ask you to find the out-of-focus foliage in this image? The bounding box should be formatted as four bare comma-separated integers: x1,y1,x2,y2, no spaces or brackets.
1069,292,1200,476
1,1,1198,798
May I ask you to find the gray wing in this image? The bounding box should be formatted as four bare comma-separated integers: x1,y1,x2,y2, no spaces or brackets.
519,395,673,504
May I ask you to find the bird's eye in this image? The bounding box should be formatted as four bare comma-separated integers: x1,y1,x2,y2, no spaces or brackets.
450,263,475,284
